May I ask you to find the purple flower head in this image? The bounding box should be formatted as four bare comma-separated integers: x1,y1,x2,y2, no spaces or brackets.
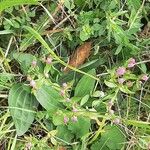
30,80,36,88
128,58,136,68
141,74,149,81
116,67,126,76
64,116,69,124
31,60,37,67
71,116,78,122
46,56,52,64
118,78,125,84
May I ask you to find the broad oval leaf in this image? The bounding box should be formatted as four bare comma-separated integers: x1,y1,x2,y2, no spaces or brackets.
74,69,96,97
8,84,38,136
35,85,64,112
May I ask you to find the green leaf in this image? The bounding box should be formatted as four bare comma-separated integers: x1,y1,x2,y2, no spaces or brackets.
92,91,105,98
74,69,96,97
8,84,38,136
91,139,109,150
127,0,141,10
68,117,90,138
64,0,75,10
119,86,134,94
104,80,117,88
140,63,147,74
13,52,35,74
0,0,38,12
0,30,14,35
124,119,150,129
115,44,122,55
100,125,126,150
80,94,89,106
80,30,90,41
35,85,64,112
56,125,74,143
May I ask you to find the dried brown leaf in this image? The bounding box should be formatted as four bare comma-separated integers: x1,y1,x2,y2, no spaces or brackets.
64,41,92,72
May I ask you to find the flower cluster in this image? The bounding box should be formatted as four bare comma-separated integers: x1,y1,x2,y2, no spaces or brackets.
116,58,149,85
63,115,78,124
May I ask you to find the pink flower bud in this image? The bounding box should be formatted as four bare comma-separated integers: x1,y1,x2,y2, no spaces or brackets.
46,57,52,64
128,58,136,68
64,116,69,124
116,67,126,76
118,78,125,84
30,80,36,88
113,118,120,124
31,60,37,67
71,116,78,122
141,74,149,81
72,107,78,112
60,90,65,96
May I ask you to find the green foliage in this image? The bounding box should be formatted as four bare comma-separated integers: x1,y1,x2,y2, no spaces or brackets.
56,125,74,143
74,69,96,97
0,0,38,12
35,85,64,112
1,0,150,149
68,117,91,138
13,52,35,74
8,84,38,136
91,125,126,150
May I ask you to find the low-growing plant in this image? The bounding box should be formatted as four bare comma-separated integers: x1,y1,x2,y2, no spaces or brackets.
0,0,150,150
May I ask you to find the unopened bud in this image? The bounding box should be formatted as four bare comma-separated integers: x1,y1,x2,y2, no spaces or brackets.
30,80,36,88
71,116,78,122
46,57,52,64
31,60,37,67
